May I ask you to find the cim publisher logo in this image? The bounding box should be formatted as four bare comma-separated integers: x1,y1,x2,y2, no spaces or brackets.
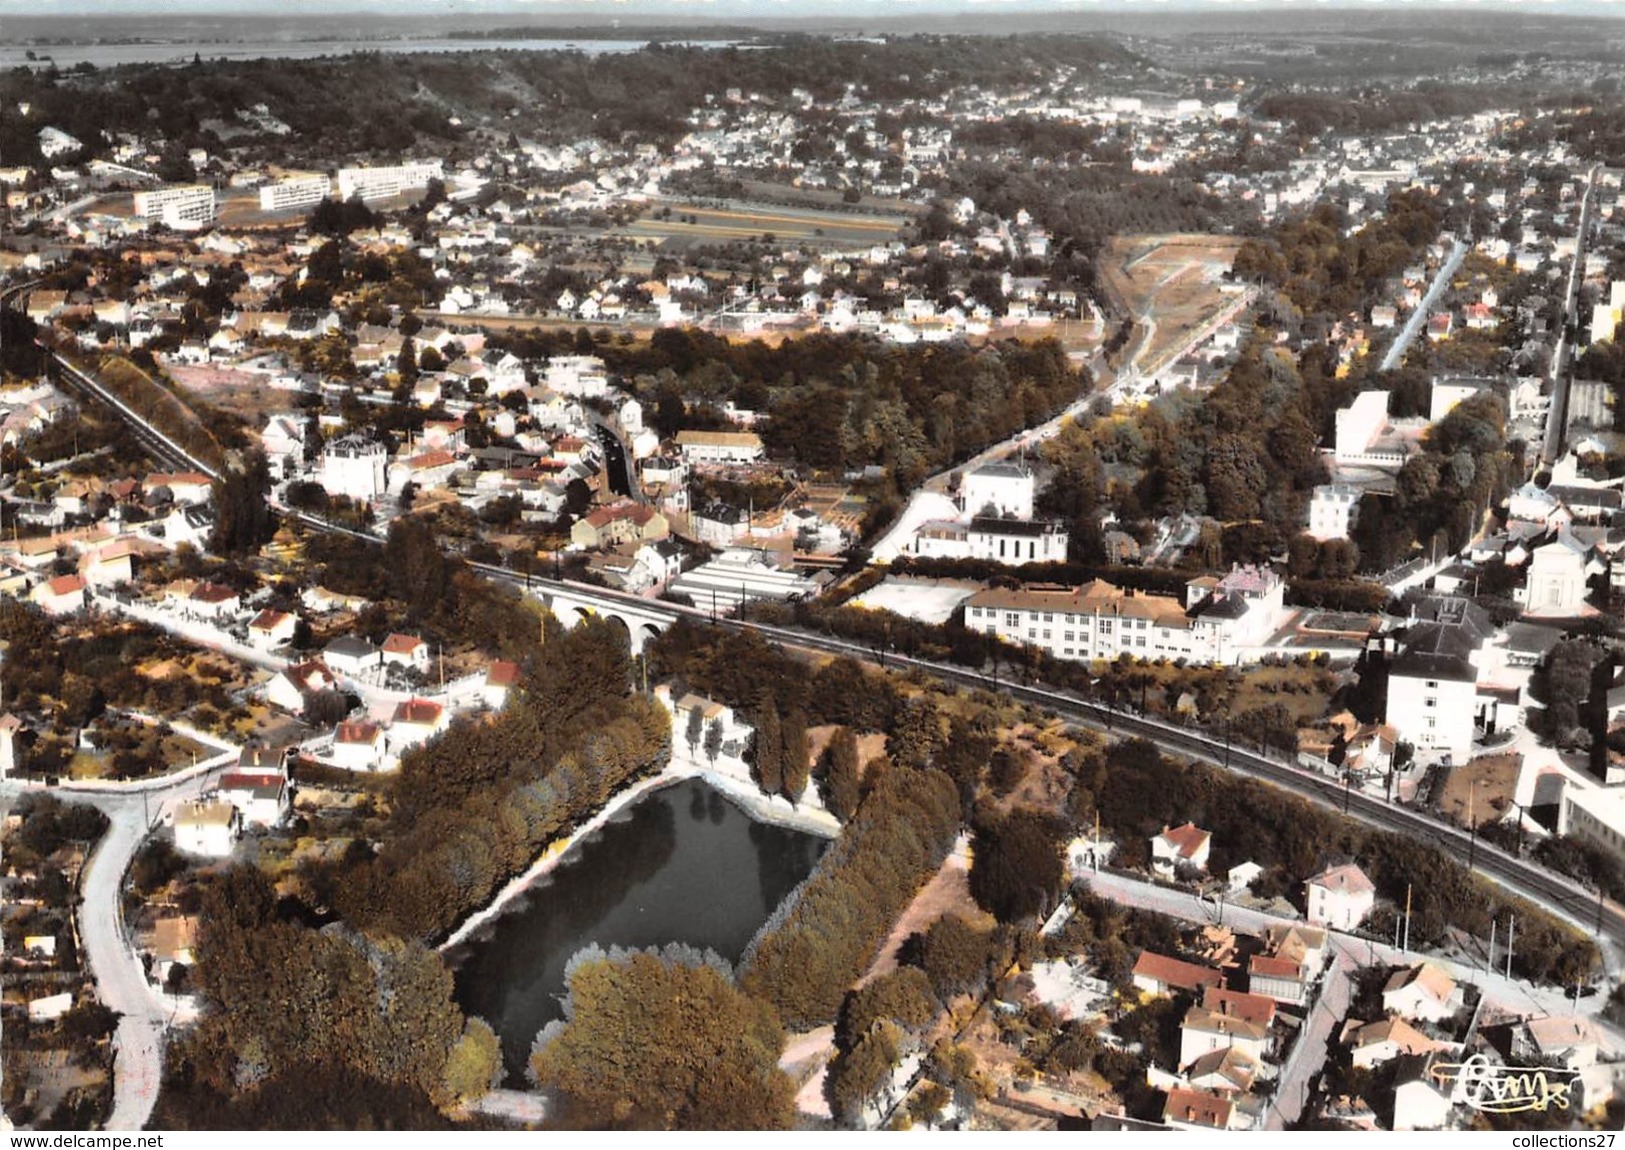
1429,1054,1580,1114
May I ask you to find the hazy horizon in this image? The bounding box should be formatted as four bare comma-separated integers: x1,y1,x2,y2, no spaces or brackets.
6,0,1625,20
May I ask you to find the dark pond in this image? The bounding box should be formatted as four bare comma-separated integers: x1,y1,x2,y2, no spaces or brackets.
451,777,828,1082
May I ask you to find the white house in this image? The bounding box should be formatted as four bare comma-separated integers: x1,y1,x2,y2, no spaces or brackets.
1162,1088,1242,1132
388,698,448,756
1307,484,1361,542
261,414,308,480
674,430,764,465
654,684,764,789
332,720,385,772
173,799,239,857
961,461,1035,521
1382,963,1460,1024
323,636,381,678
184,582,241,621
381,633,430,673
1384,597,1495,764
1179,987,1275,1070
1151,822,1212,878
215,771,289,828
265,661,339,715
1523,532,1599,617
1344,1017,1442,1069
482,660,520,711
32,574,85,616
1522,1016,1604,1071
1304,862,1375,931
1392,1060,1455,1131
247,608,298,650
1130,951,1224,999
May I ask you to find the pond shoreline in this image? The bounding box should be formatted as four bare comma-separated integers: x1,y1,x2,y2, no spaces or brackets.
438,762,839,952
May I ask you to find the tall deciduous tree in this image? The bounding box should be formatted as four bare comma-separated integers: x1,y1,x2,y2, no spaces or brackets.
969,810,1067,923
750,706,783,796
820,727,862,821
780,708,810,802
529,946,795,1130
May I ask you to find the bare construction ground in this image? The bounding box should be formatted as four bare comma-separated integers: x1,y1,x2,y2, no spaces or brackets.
1097,234,1248,376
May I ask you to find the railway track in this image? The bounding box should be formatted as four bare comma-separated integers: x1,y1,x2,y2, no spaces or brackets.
37,344,1625,963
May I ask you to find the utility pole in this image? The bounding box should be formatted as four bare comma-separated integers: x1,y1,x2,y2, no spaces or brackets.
1467,785,1478,873
1505,914,1515,980
1403,883,1412,953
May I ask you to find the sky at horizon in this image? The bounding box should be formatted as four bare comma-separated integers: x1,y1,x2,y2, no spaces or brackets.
7,0,1625,17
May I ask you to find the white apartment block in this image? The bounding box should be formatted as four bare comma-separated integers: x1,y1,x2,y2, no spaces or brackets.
967,582,1214,663
335,161,444,202
320,435,388,502
1383,597,1495,764
964,566,1287,665
259,174,332,213
1307,484,1361,541
1334,390,1394,465
133,184,216,230
674,430,765,465
1562,784,1625,867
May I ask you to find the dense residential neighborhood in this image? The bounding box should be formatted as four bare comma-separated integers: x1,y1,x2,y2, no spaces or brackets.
3,3,1625,1137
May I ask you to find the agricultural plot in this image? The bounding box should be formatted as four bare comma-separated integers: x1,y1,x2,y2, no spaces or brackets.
619,199,912,251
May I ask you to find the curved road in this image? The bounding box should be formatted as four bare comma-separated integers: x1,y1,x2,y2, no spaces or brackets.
3,751,237,1130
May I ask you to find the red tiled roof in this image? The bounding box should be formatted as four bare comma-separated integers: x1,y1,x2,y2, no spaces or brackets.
336,720,381,745
1163,1087,1232,1129
45,574,85,596
1158,822,1211,860
1132,951,1223,993
382,633,425,654
392,698,443,726
1309,863,1374,896
1201,986,1277,1027
486,659,520,687
1248,954,1304,981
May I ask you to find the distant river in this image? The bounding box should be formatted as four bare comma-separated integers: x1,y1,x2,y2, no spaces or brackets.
449,777,828,1084
0,38,742,71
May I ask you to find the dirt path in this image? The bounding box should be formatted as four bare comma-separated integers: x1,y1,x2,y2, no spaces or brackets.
857,833,989,988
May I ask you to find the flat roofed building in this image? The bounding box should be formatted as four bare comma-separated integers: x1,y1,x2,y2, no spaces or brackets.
335,161,443,202
259,174,332,213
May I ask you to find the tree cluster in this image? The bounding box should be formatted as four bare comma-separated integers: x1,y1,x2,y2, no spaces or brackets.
157,865,490,1126
322,616,669,941
740,766,961,1029
528,945,795,1130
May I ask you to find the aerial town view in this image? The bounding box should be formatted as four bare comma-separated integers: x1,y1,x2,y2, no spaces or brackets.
3,0,1625,1136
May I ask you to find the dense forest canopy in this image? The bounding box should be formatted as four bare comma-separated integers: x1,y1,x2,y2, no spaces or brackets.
0,34,1142,166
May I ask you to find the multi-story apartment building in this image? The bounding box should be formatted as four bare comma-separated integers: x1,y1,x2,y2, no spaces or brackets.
964,566,1288,666
132,184,216,230
335,161,444,202
259,174,332,213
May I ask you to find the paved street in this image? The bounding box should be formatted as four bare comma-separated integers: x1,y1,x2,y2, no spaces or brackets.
4,751,236,1131
1378,239,1467,371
